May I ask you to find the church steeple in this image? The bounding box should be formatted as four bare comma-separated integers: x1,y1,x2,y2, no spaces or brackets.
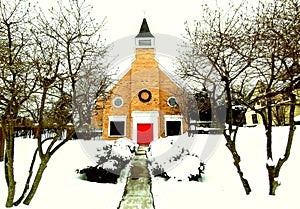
135,18,155,48
136,18,154,38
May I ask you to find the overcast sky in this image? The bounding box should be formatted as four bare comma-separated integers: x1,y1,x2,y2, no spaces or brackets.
38,0,255,44
84,0,248,43
62,0,251,78
39,0,254,77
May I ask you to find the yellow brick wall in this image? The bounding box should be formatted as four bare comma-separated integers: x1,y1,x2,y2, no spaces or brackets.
94,47,188,140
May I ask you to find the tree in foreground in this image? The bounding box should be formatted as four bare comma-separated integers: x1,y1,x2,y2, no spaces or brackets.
0,0,37,206
236,0,300,195
179,0,299,196
0,0,109,207
177,2,255,194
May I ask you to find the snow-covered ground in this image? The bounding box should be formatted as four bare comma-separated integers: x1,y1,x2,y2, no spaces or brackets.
1,125,300,208
151,126,300,209
0,139,132,209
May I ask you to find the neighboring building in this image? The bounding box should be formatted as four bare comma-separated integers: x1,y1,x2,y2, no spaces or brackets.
245,81,300,126
245,81,267,126
92,18,188,145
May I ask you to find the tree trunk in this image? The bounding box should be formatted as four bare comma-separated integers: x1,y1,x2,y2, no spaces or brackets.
223,79,251,194
224,79,233,134
225,135,252,194
23,158,49,205
266,98,273,160
0,127,4,162
13,148,39,206
4,121,16,207
266,165,280,195
267,94,296,195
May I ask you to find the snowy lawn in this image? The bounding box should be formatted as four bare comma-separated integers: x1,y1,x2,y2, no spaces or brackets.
150,126,300,209
0,126,299,209
0,138,133,209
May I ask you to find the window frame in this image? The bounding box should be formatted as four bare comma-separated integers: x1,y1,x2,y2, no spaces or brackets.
108,116,127,137
251,114,258,124
113,97,124,108
164,115,183,137
167,96,178,107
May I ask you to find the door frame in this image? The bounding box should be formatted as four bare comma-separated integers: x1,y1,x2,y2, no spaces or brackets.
131,111,159,144
137,123,153,145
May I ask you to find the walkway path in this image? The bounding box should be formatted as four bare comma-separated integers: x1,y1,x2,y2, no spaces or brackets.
118,145,155,209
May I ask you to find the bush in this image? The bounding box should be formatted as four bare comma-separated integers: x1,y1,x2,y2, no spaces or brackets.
148,161,171,180
148,147,206,182
76,139,135,183
76,166,119,184
188,162,205,182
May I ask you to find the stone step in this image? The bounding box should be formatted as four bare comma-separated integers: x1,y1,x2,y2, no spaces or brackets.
135,149,146,155
135,145,148,155
137,145,149,151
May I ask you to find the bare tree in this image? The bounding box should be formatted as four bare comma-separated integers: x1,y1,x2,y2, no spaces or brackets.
0,0,109,207
242,0,300,195
17,27,72,205
0,0,37,206
20,0,109,205
74,56,113,138
177,1,256,194
37,0,109,131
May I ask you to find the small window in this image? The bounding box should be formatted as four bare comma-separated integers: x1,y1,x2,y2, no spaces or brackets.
252,114,258,124
166,121,181,136
139,39,151,46
113,97,123,108
108,116,126,137
164,115,183,137
109,121,125,136
167,97,178,107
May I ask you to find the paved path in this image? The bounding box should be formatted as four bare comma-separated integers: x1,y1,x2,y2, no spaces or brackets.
118,145,155,209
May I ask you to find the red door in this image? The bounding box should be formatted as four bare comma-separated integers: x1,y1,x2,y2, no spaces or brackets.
137,123,153,145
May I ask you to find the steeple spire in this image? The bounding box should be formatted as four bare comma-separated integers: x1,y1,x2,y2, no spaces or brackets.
136,18,154,38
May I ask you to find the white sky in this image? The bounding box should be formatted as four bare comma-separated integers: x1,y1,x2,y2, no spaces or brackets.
38,0,256,81
37,0,257,48
84,0,248,43
71,0,254,84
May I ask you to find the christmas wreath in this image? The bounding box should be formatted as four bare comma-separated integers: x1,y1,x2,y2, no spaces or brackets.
138,89,152,103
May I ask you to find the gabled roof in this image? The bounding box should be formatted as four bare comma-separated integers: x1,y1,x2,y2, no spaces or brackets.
135,18,154,38
247,80,267,100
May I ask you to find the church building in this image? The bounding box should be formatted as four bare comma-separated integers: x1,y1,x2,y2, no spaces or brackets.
93,18,188,145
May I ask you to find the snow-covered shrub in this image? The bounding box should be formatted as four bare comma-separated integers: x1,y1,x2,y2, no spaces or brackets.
147,134,206,182
148,161,170,180
188,162,205,182
77,138,136,183
95,138,136,173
